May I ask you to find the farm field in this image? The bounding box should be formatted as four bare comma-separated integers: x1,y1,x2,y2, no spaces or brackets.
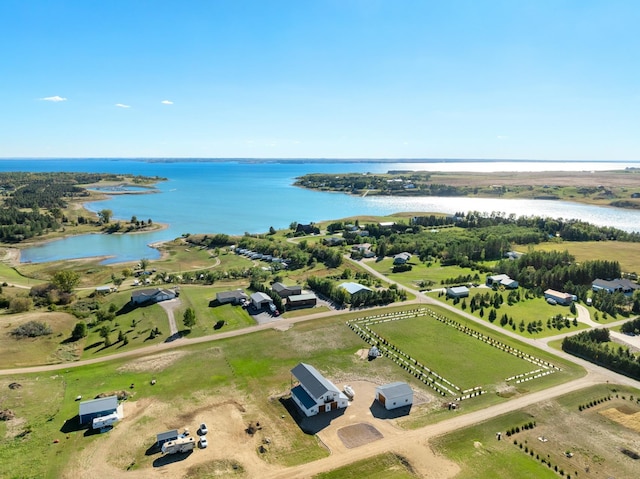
523,240,640,275
433,383,640,479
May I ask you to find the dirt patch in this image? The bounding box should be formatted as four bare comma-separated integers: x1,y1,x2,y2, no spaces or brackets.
117,350,189,373
337,423,383,449
174,399,246,425
355,348,369,360
0,409,15,421
599,407,640,433
8,382,21,390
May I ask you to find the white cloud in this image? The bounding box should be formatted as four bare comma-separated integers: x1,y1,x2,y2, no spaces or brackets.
115,103,131,108
161,100,173,105
41,95,67,102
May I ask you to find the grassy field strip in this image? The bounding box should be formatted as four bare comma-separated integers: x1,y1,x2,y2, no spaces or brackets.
348,307,561,401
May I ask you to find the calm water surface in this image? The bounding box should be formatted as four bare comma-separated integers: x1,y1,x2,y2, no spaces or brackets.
4,159,639,264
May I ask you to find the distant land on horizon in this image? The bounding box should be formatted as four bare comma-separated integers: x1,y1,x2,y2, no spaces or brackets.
1,157,638,164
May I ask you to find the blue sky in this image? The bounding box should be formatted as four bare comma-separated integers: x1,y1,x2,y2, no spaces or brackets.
1,0,638,159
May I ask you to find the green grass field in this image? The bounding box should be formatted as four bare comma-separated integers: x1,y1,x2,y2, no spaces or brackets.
429,288,590,338
314,452,417,478
523,240,640,275
371,315,536,389
365,257,481,290
0,308,431,478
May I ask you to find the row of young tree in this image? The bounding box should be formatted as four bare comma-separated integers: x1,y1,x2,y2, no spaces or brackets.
562,328,640,380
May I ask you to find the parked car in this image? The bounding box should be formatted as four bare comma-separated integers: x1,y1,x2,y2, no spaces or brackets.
199,436,208,448
199,423,208,435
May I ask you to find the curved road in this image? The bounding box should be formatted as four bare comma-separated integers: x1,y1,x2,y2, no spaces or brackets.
1,253,639,478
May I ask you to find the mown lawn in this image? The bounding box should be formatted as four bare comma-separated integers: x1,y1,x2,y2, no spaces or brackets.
429,288,589,338
365,257,481,290
371,315,537,389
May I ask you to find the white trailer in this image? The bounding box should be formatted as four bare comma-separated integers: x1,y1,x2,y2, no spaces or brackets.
161,436,195,454
92,412,119,430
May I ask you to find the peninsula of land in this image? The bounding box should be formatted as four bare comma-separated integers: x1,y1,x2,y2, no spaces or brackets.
294,169,640,209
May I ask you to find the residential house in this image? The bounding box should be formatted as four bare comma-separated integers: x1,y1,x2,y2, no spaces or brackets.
216,289,249,305
130,288,177,305
393,252,412,265
592,278,640,296
272,282,302,298
486,274,519,289
290,363,348,416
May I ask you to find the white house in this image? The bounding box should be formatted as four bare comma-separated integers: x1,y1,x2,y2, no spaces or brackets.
290,363,348,417
375,382,413,410
486,274,519,289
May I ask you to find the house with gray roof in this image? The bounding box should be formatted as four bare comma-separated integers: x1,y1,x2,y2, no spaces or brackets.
592,278,640,296
290,363,348,416
216,289,249,305
130,288,177,305
272,282,302,298
393,252,412,264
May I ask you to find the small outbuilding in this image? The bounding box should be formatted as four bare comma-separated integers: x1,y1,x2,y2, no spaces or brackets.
79,395,119,426
375,382,413,410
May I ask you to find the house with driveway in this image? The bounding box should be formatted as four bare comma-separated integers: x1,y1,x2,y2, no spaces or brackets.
130,288,178,305
592,278,640,296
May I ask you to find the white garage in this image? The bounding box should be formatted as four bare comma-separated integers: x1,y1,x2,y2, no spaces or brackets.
375,382,413,410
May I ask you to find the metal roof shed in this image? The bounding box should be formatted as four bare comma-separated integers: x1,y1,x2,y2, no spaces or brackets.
79,395,118,425
375,382,413,410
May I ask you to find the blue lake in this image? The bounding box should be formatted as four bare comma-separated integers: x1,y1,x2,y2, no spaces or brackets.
4,159,640,264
